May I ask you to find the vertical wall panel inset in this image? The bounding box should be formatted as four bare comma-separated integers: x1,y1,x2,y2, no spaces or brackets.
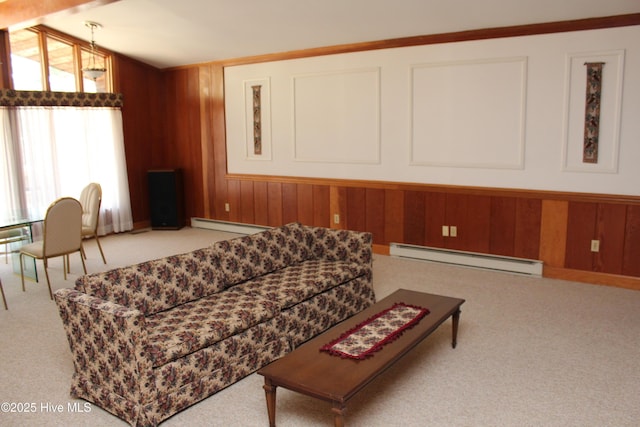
539,200,568,268
239,180,255,224
199,65,214,218
330,186,347,230
282,183,298,225
211,64,228,219
267,182,283,226
346,188,367,232
444,194,491,252
384,189,404,245
253,181,269,226
313,185,330,228
404,191,425,245
226,180,241,222
489,197,516,256
296,184,314,226
595,203,626,274
623,206,640,277
365,188,385,244
514,198,542,260
424,192,446,248
565,202,597,271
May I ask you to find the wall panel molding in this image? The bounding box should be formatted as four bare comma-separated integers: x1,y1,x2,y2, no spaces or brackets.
292,67,381,164
561,50,625,173
410,57,526,169
243,77,272,160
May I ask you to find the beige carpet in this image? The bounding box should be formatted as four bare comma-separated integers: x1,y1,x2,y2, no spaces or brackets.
0,227,639,427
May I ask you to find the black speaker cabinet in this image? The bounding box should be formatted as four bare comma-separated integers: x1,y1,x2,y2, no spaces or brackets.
148,169,184,229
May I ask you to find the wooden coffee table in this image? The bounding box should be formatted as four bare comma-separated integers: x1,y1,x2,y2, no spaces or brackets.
258,288,465,426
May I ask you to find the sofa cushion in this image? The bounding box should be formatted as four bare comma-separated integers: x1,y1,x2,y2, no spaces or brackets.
308,226,373,264
234,259,370,309
74,247,225,316
153,317,289,395
212,222,314,287
145,287,280,367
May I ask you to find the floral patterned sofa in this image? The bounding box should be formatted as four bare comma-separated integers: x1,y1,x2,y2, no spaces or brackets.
54,222,375,426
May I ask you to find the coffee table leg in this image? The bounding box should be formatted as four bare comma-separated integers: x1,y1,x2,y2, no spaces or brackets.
331,403,346,427
263,378,277,427
451,308,461,348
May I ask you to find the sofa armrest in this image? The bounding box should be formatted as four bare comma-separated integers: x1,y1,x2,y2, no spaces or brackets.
54,288,156,404
308,227,373,267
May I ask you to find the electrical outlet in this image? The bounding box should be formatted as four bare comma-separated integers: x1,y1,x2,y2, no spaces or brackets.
333,214,340,224
591,239,600,252
442,226,449,237
450,226,457,237
224,203,230,212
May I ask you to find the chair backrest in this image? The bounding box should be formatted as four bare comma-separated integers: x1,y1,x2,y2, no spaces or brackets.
79,183,102,231
43,197,83,257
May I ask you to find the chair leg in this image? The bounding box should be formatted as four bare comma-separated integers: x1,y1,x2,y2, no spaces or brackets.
43,258,53,300
63,256,67,281
19,253,26,292
0,278,7,310
95,235,107,264
79,250,87,275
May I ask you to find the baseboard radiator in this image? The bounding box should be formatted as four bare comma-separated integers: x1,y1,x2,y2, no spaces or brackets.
389,243,543,276
190,218,270,235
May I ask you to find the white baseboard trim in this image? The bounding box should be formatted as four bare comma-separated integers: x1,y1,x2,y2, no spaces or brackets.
389,243,543,276
190,218,270,235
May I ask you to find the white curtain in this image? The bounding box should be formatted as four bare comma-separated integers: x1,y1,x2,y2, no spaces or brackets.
0,106,133,234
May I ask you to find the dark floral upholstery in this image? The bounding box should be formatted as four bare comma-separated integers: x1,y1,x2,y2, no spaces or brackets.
54,222,375,426
213,221,314,287
74,247,225,315
145,287,280,367
236,259,370,309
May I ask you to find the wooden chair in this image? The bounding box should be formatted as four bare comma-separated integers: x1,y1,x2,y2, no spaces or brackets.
19,197,87,300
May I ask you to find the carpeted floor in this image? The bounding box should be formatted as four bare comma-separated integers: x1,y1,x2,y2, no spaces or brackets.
0,226,639,426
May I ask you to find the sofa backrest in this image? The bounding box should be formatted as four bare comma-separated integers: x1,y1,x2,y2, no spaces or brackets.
74,247,225,316
212,222,314,287
308,226,373,265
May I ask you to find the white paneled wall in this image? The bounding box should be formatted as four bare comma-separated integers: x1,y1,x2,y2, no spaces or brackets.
224,25,640,196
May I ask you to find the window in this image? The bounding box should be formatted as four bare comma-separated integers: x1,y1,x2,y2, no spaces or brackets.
0,100,133,234
2,27,128,234
46,36,76,92
8,27,110,92
8,29,44,91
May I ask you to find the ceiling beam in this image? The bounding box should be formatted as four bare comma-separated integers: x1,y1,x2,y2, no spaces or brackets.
0,0,119,30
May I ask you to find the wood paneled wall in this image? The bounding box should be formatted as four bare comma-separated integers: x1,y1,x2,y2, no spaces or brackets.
1,2,639,290
115,58,206,226
3,14,638,291
112,54,165,225
164,59,640,290
162,67,205,222
122,16,640,290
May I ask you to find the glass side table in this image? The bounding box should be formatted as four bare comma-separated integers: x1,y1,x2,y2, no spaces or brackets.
1,219,42,281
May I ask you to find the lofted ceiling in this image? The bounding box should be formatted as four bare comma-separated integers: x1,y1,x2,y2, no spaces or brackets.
6,0,640,69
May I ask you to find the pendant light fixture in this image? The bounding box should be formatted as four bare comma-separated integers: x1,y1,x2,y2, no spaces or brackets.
82,21,106,80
